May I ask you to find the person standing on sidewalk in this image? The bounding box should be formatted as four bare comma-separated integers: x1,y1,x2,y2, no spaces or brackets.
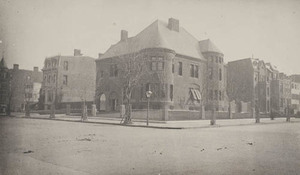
255,104,260,123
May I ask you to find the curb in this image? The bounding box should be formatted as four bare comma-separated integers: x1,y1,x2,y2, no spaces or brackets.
7,116,300,130
20,117,183,130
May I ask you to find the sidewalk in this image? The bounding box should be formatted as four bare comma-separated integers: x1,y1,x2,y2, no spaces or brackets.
9,112,300,129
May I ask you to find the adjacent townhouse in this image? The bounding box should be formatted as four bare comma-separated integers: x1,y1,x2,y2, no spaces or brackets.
289,75,300,114
10,64,43,112
271,73,291,115
41,49,96,110
227,58,272,114
0,58,10,115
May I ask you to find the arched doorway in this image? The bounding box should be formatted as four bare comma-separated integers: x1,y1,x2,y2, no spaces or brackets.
99,94,106,111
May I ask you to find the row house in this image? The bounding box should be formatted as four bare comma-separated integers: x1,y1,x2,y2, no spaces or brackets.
41,49,96,110
10,64,42,112
290,74,300,114
271,73,291,114
0,58,10,114
228,57,293,115
95,18,228,117
227,58,274,114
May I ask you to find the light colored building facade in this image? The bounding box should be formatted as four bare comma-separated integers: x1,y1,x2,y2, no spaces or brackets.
41,50,96,110
95,18,228,117
290,75,300,114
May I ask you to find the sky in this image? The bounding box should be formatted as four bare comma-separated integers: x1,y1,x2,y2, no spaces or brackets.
0,0,300,74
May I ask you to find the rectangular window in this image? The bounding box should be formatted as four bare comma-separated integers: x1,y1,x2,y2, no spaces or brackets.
170,84,173,101
195,65,199,78
64,61,68,70
267,87,270,97
214,90,218,100
172,63,174,73
219,68,222,81
110,64,118,77
151,62,157,71
63,75,68,85
157,62,164,71
47,75,51,83
53,74,56,83
209,67,213,80
146,83,151,91
219,91,222,100
178,62,183,76
48,90,53,102
210,90,213,100
190,64,194,77
150,57,164,71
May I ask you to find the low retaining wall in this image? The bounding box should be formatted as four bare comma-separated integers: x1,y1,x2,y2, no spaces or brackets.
97,110,163,120
169,110,201,120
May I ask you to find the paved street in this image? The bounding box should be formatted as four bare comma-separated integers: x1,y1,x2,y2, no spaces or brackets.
1,117,300,175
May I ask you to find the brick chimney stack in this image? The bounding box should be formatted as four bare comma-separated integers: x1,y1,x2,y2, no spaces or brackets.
74,49,82,56
121,30,128,41
168,18,179,32
98,53,103,59
13,64,19,70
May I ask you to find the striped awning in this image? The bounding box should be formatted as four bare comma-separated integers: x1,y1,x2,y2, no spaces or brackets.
190,89,201,101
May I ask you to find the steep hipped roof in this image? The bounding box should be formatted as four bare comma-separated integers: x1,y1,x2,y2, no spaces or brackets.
198,39,223,54
0,57,8,69
100,19,206,60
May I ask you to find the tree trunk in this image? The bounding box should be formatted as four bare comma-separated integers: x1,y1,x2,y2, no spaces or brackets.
81,103,87,121
25,103,30,117
50,103,55,118
200,103,205,120
123,103,132,124
210,106,216,125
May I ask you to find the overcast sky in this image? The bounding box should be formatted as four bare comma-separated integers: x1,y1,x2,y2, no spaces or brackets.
0,0,300,74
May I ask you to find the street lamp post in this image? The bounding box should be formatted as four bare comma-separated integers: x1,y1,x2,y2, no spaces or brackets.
146,90,152,126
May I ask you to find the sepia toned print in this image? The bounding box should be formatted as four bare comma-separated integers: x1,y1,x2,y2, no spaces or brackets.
1,0,300,174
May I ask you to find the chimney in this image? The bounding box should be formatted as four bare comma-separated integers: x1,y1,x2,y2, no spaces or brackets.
13,64,19,70
34,67,38,72
168,18,179,32
121,30,128,41
74,49,82,56
98,53,103,59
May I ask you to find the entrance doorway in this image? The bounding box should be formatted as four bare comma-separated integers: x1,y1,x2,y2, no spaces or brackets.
99,94,106,111
111,99,117,111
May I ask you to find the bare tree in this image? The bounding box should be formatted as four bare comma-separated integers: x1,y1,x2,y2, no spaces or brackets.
117,53,150,124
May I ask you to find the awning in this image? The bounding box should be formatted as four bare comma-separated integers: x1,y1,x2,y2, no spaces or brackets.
190,89,201,101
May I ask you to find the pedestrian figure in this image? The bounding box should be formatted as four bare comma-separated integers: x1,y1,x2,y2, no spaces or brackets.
255,104,260,123
286,106,290,122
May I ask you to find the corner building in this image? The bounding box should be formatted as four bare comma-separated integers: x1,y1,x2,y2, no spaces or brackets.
96,18,228,117
41,50,96,110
